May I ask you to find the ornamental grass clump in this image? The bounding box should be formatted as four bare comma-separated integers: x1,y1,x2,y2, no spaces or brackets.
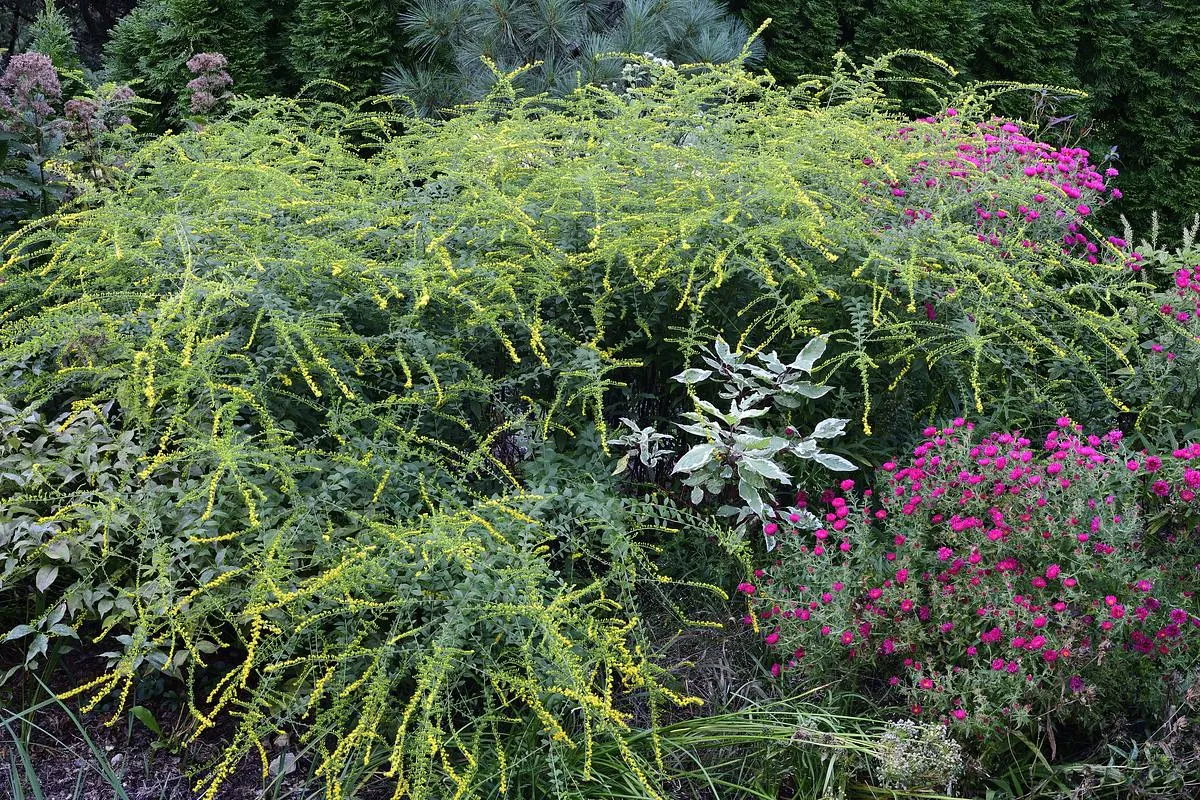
751,418,1200,734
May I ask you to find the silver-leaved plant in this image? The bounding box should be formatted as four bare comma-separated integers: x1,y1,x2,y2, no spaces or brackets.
667,337,854,550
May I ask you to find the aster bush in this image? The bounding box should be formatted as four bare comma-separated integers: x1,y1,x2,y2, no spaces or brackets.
1118,218,1200,443
750,418,1200,737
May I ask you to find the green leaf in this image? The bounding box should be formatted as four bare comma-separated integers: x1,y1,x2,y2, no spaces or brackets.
813,451,856,471
740,457,791,483
810,418,849,440
35,565,58,593
26,633,48,664
781,381,832,399
3,624,36,642
44,539,70,561
793,336,827,373
130,706,163,737
737,478,764,515
672,368,712,384
672,443,715,474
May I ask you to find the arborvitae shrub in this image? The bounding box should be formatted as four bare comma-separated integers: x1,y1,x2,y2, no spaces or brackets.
102,0,285,116
285,0,408,100
0,57,1178,797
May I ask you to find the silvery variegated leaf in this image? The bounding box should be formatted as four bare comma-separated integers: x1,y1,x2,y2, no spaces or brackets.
738,468,765,489
729,404,768,421
690,486,704,505
696,399,725,420
758,350,786,374
740,457,791,483
737,479,765,515
612,453,630,475
814,451,856,471
742,434,790,455
672,368,712,385
742,363,775,382
672,443,715,474
793,336,828,373
675,421,712,438
780,381,832,399
810,417,849,440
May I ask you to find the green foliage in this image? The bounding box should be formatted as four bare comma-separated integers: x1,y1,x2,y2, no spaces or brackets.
0,58,1181,797
28,1,85,83
0,51,143,232
386,0,761,113
102,0,284,116
665,337,852,540
734,0,1200,229
101,0,757,118
285,0,408,100
1117,215,1200,445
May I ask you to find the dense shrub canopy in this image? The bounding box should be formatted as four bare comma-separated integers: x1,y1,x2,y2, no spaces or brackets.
0,58,1190,797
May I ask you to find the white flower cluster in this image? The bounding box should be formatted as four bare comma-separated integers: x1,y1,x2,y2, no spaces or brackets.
874,720,964,792
613,53,677,92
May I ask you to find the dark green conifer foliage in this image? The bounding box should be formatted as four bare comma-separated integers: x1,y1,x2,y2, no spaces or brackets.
285,0,408,99
734,1,859,82
28,0,86,78
103,0,285,114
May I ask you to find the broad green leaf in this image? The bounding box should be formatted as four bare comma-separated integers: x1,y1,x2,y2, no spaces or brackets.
130,706,163,737
740,457,791,483
35,565,58,593
672,443,715,474
814,451,856,471
737,479,764,515
3,624,36,642
810,418,849,440
672,368,712,384
26,633,48,664
45,539,70,561
781,381,832,399
793,336,827,372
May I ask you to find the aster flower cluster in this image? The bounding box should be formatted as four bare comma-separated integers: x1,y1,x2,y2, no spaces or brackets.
747,418,1200,733
858,111,1131,322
